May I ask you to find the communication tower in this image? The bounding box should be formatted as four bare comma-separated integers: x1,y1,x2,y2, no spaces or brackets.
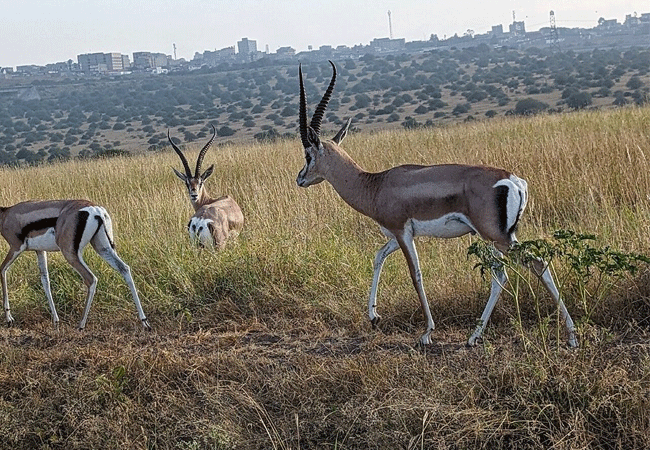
173,43,177,60
549,11,561,52
388,10,393,39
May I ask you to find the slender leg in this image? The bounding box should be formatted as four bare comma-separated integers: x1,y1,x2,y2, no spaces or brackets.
528,259,578,348
368,238,400,327
467,266,508,346
396,232,435,346
0,250,21,325
36,251,59,327
94,245,150,329
91,224,150,329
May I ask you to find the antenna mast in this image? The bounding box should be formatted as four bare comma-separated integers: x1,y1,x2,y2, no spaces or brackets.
549,11,561,52
173,43,177,60
388,10,393,39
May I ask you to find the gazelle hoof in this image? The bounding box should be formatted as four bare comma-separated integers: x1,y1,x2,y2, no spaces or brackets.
142,318,152,330
370,316,381,329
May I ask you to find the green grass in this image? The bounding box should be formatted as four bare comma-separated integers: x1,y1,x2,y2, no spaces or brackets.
0,106,649,448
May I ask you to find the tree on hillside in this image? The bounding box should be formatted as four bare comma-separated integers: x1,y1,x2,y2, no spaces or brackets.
514,98,549,115
566,91,592,110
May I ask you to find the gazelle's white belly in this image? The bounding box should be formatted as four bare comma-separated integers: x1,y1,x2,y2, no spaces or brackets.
24,228,60,252
380,213,476,239
411,213,476,238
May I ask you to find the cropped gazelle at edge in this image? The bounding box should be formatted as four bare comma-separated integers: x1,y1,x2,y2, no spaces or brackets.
296,61,578,348
169,125,244,249
0,199,150,330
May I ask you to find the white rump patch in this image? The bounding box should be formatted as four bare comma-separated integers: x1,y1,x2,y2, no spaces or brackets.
493,175,528,232
188,217,214,247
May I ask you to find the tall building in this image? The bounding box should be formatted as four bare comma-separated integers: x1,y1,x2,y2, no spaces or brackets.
77,52,129,73
237,37,257,55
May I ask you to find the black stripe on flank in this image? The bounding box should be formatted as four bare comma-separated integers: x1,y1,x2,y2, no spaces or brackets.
494,185,510,235
73,211,90,253
17,217,58,242
94,214,114,249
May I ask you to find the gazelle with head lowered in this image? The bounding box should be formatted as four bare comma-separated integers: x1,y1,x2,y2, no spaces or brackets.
170,125,244,248
296,61,578,347
0,199,150,330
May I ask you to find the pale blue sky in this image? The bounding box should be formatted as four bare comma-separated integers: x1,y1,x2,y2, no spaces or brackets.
1,0,646,68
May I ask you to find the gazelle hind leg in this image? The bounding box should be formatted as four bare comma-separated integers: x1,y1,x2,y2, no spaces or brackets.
36,251,59,327
368,238,400,328
528,259,578,348
92,234,150,329
60,251,97,331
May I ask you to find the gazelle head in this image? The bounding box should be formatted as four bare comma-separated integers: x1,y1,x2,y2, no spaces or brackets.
297,60,351,188
170,125,216,204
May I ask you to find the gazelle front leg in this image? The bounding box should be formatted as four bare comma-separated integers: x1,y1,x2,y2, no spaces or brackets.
1,249,21,326
36,251,60,327
368,238,400,328
467,265,508,346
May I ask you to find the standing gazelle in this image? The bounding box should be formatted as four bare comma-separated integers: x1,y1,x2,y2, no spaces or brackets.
0,199,150,330
170,125,244,248
297,61,578,347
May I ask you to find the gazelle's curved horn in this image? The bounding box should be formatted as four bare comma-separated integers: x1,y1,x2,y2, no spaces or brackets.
298,64,310,148
309,60,336,136
168,130,192,177
195,124,216,176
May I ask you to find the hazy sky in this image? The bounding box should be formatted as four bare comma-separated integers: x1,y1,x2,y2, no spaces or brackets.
2,0,647,68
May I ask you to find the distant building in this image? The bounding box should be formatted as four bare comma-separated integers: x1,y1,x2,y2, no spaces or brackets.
491,25,504,36
133,52,170,70
370,38,406,52
276,46,295,56
77,52,129,73
237,38,257,55
509,21,526,36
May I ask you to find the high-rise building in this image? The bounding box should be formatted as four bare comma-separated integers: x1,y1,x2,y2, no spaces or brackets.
237,37,257,55
77,52,129,73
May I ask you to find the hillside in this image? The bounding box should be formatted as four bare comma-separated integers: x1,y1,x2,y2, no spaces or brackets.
0,107,649,448
0,46,648,165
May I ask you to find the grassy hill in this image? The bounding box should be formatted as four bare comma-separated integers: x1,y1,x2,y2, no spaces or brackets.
0,46,648,165
0,106,649,448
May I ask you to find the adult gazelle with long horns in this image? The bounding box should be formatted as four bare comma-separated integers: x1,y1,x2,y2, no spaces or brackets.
169,125,244,249
295,61,578,347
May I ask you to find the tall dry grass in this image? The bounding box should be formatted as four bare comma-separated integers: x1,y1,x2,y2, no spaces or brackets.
0,107,649,448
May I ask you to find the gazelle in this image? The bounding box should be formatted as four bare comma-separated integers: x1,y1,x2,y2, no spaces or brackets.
169,125,244,248
0,199,150,330
296,61,578,347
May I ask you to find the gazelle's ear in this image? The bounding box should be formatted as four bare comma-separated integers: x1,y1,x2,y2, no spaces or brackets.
332,118,351,144
307,126,320,149
173,168,187,181
201,164,215,181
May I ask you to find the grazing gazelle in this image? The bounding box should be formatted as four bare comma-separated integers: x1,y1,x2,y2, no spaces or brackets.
169,125,244,248
0,199,150,330
296,61,578,347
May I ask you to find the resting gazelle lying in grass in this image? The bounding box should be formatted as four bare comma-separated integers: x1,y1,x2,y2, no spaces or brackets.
169,126,244,249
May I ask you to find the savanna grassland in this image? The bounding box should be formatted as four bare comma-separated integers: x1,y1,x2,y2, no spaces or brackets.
1,107,650,449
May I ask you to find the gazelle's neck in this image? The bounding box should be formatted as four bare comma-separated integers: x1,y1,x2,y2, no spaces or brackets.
322,144,378,218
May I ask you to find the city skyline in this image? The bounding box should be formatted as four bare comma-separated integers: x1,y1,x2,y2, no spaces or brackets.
2,0,648,69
